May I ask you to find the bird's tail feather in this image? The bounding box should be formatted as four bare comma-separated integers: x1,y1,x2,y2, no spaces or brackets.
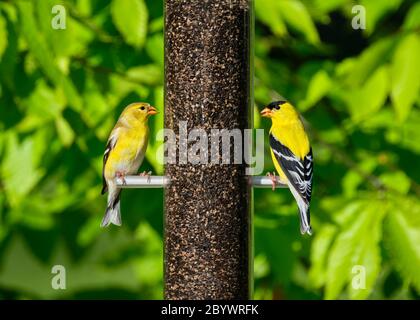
299,206,312,235
101,190,121,227
288,183,312,235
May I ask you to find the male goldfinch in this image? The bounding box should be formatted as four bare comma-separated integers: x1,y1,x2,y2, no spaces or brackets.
261,100,313,235
101,102,158,227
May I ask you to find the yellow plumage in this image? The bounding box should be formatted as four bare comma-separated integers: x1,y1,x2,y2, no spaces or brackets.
104,122,149,182
261,101,313,235
270,148,287,183
269,103,310,183
269,103,310,159
101,102,158,227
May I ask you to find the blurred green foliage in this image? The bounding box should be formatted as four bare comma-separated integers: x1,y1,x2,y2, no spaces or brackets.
0,0,419,300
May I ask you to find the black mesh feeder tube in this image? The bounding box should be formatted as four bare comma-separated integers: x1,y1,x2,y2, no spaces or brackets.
164,0,253,299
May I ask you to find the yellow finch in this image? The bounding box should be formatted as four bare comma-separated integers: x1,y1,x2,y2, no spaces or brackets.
101,102,158,227
261,100,313,235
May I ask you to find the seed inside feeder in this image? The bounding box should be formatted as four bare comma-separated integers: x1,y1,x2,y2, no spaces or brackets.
164,0,252,300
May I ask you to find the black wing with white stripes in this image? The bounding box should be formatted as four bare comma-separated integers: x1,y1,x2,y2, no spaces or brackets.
269,134,313,203
101,140,112,195
101,133,118,195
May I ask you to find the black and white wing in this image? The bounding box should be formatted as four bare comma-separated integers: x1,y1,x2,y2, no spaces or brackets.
269,133,313,234
101,131,118,195
269,134,313,203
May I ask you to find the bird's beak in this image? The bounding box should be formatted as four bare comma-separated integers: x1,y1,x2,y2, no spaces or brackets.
147,106,159,116
260,107,272,118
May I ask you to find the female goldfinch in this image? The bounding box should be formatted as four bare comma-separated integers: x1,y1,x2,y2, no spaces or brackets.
101,102,158,227
261,100,313,235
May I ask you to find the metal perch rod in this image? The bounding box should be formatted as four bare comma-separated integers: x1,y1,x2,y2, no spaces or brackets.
116,176,170,188
116,176,288,188
251,176,288,188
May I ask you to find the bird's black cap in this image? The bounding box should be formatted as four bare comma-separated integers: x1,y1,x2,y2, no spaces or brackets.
266,100,287,110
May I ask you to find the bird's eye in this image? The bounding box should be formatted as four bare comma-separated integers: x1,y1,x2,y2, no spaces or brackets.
274,105,281,110
140,106,145,110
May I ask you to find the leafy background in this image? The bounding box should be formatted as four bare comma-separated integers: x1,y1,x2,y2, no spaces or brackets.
0,0,419,299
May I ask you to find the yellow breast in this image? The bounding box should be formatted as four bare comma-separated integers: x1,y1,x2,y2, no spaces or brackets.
104,125,149,178
270,121,310,160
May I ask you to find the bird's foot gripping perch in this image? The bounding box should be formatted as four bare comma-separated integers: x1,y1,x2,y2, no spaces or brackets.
139,171,152,183
116,171,127,185
266,172,277,191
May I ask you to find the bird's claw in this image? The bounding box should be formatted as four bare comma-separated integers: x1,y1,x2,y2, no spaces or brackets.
139,171,152,183
116,171,127,185
266,172,277,191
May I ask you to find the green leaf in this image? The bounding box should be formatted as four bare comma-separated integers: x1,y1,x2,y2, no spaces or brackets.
132,222,163,286
255,0,287,37
0,12,7,60
17,2,82,111
255,226,297,285
17,2,58,81
361,0,402,34
278,0,319,44
347,204,385,299
257,0,319,44
2,133,45,207
152,86,164,139
325,208,366,299
341,157,377,198
0,2,17,22
35,0,93,57
380,171,411,194
390,34,420,122
146,86,164,173
342,37,395,87
300,70,332,111
75,0,92,16
0,11,17,88
309,224,337,288
146,34,164,67
111,0,148,48
384,199,420,292
25,79,64,119
149,17,164,33
55,116,75,147
254,104,261,129
403,2,420,30
81,75,109,131
392,109,420,154
313,0,348,14
0,234,142,298
325,200,385,299
126,64,162,86
254,254,270,279
16,80,66,132
362,65,389,112
346,65,389,121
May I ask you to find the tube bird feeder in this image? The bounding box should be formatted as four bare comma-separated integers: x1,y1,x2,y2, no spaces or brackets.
164,0,253,299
